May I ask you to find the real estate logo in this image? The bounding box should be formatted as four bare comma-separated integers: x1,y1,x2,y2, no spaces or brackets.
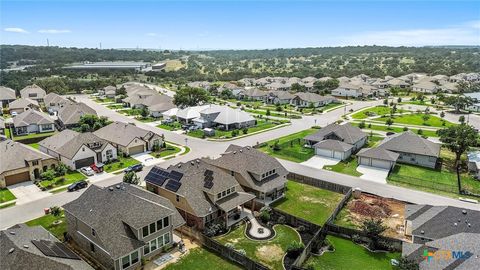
422,249,472,262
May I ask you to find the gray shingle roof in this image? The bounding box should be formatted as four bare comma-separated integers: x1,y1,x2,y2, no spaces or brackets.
13,110,54,127
357,147,400,162
199,105,255,125
206,145,288,193
44,93,68,107
268,91,295,100
293,92,336,103
94,121,159,147
304,123,367,145
20,84,46,99
0,86,16,100
57,102,97,126
0,117,4,130
377,131,441,157
39,130,108,159
0,140,55,174
0,224,93,270
8,98,39,110
313,139,354,152
63,184,184,259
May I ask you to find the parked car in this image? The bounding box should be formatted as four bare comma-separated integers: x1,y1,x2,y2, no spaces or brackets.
90,163,104,173
80,166,95,176
124,163,143,173
11,112,18,116
163,118,174,124
67,180,88,192
386,132,395,136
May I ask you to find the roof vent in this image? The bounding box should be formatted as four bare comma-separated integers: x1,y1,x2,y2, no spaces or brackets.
468,223,471,227
9,248,14,254
191,161,195,166
196,160,200,163
178,164,181,168
9,231,15,235
116,185,120,189
23,245,29,249
462,210,467,215
109,187,114,191
233,151,236,154
454,223,458,226
240,149,243,153
420,230,425,234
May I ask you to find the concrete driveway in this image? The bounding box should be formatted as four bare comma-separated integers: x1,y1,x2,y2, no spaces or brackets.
8,182,51,205
357,165,389,184
301,156,340,169
131,152,160,167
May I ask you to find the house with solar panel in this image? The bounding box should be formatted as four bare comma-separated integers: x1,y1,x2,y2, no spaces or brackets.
0,223,93,270
144,159,256,230
63,183,184,270
205,145,288,207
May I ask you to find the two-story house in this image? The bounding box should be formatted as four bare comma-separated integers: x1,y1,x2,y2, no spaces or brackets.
63,184,185,270
39,130,117,169
145,159,255,230
94,122,163,156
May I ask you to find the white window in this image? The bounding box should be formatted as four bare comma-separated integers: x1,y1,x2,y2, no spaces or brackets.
106,149,113,159
121,250,139,269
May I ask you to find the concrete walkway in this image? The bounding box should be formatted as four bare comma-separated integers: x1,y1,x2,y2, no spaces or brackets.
245,209,271,239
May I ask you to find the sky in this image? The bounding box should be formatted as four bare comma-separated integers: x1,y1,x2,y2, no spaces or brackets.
1,0,479,50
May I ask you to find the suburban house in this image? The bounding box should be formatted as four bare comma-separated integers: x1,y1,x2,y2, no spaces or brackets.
386,78,410,88
63,183,185,270
304,123,367,160
402,205,480,269
39,130,117,170
331,83,383,98
8,98,40,115
12,110,55,136
0,117,5,135
206,144,288,206
187,81,211,90
0,140,58,187
57,102,97,128
464,92,480,112
192,105,256,130
357,147,400,170
266,91,294,105
0,86,16,108
44,93,69,113
375,131,441,169
104,85,117,98
237,88,268,101
94,122,163,156
20,84,47,102
122,88,157,107
0,224,93,270
290,93,337,108
145,159,256,230
175,105,210,124
467,151,480,178
412,80,439,94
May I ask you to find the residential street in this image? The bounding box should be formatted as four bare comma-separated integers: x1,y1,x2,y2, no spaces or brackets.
1,95,479,230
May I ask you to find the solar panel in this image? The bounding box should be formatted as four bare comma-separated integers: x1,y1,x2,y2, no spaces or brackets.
203,180,213,189
204,169,213,176
145,167,169,186
204,175,213,182
165,180,181,192
168,170,184,181
31,240,80,260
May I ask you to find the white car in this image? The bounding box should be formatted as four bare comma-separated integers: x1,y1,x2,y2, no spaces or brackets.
80,167,94,176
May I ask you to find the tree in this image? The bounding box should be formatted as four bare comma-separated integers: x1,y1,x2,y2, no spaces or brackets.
459,115,465,124
422,114,430,124
383,99,388,105
398,257,419,270
266,109,271,116
220,89,233,99
50,206,62,217
385,118,394,127
443,96,473,113
437,124,479,192
123,171,139,185
358,121,366,129
361,219,387,250
397,97,402,103
313,78,339,94
291,83,306,92
116,86,126,95
440,111,445,118
140,106,149,118
173,87,209,108
41,170,56,181
77,114,110,132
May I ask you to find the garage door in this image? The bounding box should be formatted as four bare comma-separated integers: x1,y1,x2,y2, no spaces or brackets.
5,171,30,186
75,157,95,169
129,145,144,155
372,159,392,170
333,151,344,160
316,148,333,158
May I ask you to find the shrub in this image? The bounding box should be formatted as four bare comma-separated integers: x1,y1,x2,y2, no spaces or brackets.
50,206,61,217
41,170,56,181
231,129,239,137
286,240,305,258
358,121,366,129
204,221,226,237
242,127,248,134
236,249,246,256
55,163,68,176
403,126,409,131
260,210,270,223
225,243,234,249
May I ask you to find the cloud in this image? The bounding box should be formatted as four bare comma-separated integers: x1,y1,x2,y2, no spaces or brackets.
146,32,157,36
340,21,480,46
4,27,29,34
38,29,71,34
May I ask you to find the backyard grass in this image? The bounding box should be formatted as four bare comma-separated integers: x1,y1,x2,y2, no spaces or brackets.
26,211,67,241
163,247,242,270
150,144,182,158
351,122,439,137
13,131,57,141
365,135,384,148
38,171,87,190
216,222,301,270
258,128,318,162
0,188,16,203
272,181,344,225
324,157,362,177
376,113,454,127
104,156,140,172
304,236,400,270
187,119,281,139
351,106,406,119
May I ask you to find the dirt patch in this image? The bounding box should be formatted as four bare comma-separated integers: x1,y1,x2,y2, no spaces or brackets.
255,244,284,262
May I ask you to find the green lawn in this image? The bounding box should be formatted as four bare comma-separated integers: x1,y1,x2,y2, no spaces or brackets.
134,116,159,122
106,104,126,109
13,131,57,141
351,106,406,119
163,247,242,270
258,128,318,162
351,122,439,137
94,97,115,103
216,222,301,270
376,113,454,127
304,236,400,270
187,119,280,139
272,181,344,225
28,143,40,149
26,211,67,241
38,171,87,190
118,108,142,116
324,157,362,177
0,188,16,203
150,144,182,158
104,156,140,172
157,121,182,131
244,108,301,119
321,102,345,112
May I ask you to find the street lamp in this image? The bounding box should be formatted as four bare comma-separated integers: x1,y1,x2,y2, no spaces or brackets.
184,138,188,146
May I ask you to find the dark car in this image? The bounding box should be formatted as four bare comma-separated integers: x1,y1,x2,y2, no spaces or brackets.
67,181,88,192
124,163,143,173
386,132,395,136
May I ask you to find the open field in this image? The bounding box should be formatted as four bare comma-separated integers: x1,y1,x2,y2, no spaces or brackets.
351,106,407,119
351,122,439,137
376,113,454,127
258,128,318,162
272,181,344,225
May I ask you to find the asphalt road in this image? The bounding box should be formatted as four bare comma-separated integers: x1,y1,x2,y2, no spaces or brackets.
1,94,479,230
